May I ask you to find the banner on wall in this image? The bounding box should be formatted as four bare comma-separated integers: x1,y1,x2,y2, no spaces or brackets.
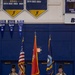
17,20,24,37
26,0,47,17
3,0,24,17
0,20,6,38
8,20,15,38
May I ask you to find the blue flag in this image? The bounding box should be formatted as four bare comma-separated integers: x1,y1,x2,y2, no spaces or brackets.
17,20,24,38
46,36,53,75
8,20,15,38
0,20,6,38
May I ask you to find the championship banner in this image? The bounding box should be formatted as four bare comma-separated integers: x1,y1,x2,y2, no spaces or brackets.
8,20,15,38
0,20,6,38
17,20,24,37
3,0,24,17
26,0,47,17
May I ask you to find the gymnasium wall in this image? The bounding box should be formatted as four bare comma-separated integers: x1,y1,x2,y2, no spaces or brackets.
0,24,75,75
0,0,64,23
0,0,75,75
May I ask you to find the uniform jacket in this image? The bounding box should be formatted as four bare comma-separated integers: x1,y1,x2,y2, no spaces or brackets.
56,73,66,75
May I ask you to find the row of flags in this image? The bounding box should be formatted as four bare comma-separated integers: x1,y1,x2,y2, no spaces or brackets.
18,33,53,75
1,0,47,18
0,20,24,38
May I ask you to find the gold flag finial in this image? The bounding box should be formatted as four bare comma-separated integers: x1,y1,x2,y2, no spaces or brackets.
34,32,36,37
49,35,51,41
22,37,24,42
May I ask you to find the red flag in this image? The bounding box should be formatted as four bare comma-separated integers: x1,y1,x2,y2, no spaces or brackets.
31,34,40,75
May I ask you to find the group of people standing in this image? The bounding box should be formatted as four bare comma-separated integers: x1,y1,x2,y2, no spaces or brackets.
9,65,66,75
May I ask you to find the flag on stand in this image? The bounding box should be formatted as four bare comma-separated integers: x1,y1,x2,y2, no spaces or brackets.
18,37,25,75
31,33,40,75
46,36,53,75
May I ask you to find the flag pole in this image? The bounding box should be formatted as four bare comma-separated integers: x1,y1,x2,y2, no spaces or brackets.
31,32,40,75
22,37,24,42
18,36,25,75
21,37,24,52
34,32,36,36
48,35,51,51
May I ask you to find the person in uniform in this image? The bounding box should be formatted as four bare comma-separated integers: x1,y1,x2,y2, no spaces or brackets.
9,65,18,75
56,65,66,75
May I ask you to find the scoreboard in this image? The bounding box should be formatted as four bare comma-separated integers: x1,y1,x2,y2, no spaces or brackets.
65,0,75,23
0,0,1,10
65,0,75,13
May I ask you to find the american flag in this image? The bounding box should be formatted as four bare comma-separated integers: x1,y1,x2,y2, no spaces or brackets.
18,37,25,75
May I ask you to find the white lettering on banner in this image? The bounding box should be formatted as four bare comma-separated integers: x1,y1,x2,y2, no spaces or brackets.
27,0,41,3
